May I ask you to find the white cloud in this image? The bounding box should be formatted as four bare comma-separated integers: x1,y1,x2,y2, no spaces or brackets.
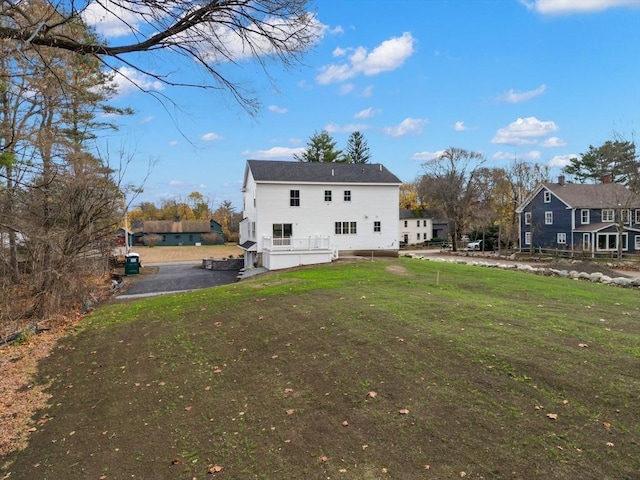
542,136,567,147
548,154,577,168
497,84,547,103
492,116,559,146
384,117,427,137
169,141,179,147
169,180,187,186
201,132,224,141
249,147,305,159
493,150,542,161
185,14,326,63
454,121,468,131
82,1,151,37
141,116,154,123
316,32,416,85
361,85,375,97
110,66,164,96
411,150,446,161
333,47,347,57
354,107,381,119
268,105,288,114
339,83,355,95
522,0,639,15
328,25,345,35
325,123,369,134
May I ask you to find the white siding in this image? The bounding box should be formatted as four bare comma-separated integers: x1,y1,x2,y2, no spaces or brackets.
255,183,399,252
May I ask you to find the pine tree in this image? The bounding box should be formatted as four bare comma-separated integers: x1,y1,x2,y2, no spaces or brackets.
344,131,371,164
294,130,342,162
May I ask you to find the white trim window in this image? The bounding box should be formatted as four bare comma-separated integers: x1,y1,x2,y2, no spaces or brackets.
544,190,551,203
324,190,332,202
290,189,300,207
374,221,381,233
524,212,531,225
335,221,357,235
557,233,567,244
597,232,627,251
524,232,531,245
545,211,553,225
602,209,615,222
635,235,640,250
583,233,590,250
580,209,590,224
635,209,640,224
343,190,351,202
621,209,630,224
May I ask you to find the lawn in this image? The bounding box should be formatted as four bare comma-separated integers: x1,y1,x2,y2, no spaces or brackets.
2,258,639,479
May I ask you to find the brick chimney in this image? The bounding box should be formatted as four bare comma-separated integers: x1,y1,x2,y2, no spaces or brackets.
558,175,565,186
601,174,612,184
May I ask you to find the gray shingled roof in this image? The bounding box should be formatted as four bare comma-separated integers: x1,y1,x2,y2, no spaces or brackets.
247,160,402,184
544,182,640,208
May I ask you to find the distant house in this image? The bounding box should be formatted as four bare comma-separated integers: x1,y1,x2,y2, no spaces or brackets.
516,176,640,254
399,210,433,245
132,218,225,246
239,160,402,271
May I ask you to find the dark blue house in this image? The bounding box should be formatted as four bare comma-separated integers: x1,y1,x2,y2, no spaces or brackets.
516,176,640,255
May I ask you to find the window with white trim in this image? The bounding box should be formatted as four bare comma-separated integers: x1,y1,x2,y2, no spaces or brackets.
524,232,531,245
622,209,630,224
544,190,551,203
417,233,421,240
335,221,357,234
545,211,553,225
635,209,640,224
324,190,332,202
635,235,640,250
343,190,351,202
602,209,614,222
403,220,407,227
597,232,627,251
580,209,590,224
524,212,531,225
583,233,590,250
374,221,381,233
557,233,567,244
417,220,420,227
290,190,300,207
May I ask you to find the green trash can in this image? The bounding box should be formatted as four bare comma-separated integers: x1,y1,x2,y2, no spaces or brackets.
124,253,140,275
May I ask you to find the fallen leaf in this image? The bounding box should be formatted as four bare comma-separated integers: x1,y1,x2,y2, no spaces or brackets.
606,442,615,447
205,386,211,391
208,464,223,473
318,455,328,462
342,420,349,427
547,413,558,420
171,457,181,465
603,421,611,430
286,409,295,415
399,408,409,415
258,315,264,320
339,468,347,473
185,406,192,411
578,343,588,348
214,368,223,374
271,354,278,359
366,391,377,398
284,388,294,394
460,472,467,478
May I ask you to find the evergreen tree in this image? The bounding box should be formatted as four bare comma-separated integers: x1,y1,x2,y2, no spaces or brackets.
294,130,342,162
344,131,371,164
563,140,638,189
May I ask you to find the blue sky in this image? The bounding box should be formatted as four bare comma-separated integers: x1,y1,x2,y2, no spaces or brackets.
87,0,640,211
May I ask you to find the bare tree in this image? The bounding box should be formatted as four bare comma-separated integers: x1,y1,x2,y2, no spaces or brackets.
0,0,321,113
418,147,485,251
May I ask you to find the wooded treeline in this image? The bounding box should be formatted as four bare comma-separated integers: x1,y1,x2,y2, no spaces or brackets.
1,1,127,333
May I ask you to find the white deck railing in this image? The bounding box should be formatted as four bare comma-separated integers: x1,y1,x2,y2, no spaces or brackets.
263,235,331,251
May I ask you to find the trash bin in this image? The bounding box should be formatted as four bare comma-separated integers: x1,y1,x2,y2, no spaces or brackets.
124,253,140,275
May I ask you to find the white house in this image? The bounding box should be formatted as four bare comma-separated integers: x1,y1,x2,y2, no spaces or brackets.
239,160,402,271
399,209,433,245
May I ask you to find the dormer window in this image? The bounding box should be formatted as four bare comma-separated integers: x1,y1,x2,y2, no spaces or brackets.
543,190,551,203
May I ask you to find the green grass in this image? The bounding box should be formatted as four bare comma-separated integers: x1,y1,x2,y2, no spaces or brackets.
3,258,639,479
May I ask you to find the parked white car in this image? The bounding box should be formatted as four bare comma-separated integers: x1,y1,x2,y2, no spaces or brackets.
466,240,482,251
